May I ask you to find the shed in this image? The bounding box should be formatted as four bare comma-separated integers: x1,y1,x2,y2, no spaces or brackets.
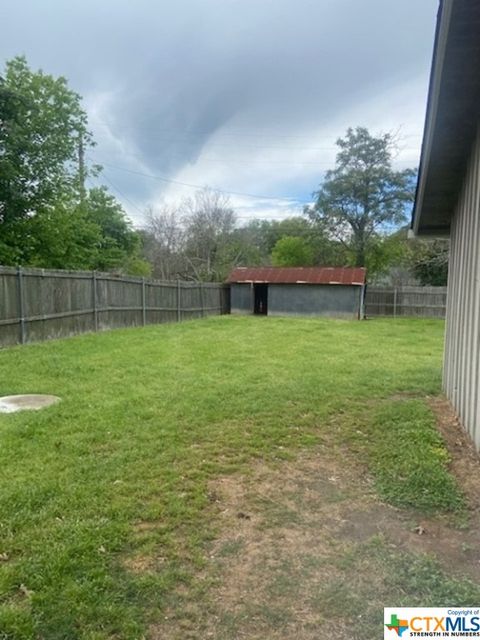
411,0,480,447
227,267,367,319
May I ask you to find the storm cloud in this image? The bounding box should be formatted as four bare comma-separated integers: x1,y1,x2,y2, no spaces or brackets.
0,0,439,223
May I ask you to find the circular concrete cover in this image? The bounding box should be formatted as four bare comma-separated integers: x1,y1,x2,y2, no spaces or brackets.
0,395,61,413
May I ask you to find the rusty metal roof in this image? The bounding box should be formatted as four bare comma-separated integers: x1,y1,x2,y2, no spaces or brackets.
227,267,367,286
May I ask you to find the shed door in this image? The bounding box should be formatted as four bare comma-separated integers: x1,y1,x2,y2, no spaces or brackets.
254,284,268,315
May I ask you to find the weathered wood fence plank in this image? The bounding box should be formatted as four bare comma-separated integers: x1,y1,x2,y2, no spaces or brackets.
0,265,230,347
365,286,447,318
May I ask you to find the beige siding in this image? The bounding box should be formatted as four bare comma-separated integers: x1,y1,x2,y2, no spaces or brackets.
444,126,480,448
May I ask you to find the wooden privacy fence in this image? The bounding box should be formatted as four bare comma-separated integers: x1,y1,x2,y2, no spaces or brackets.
365,286,447,318
0,265,230,347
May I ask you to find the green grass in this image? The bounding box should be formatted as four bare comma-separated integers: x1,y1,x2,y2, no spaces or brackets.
364,399,464,511
0,316,463,638
338,396,465,513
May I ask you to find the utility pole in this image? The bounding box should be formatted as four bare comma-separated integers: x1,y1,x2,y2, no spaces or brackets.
78,133,86,205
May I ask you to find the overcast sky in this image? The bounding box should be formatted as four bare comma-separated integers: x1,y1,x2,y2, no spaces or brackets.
1,0,439,225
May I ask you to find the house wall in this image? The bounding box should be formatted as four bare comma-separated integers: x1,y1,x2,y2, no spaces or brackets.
269,284,362,318
231,283,253,314
444,126,480,449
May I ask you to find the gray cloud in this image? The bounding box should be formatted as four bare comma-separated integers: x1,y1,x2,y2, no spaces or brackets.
1,0,439,222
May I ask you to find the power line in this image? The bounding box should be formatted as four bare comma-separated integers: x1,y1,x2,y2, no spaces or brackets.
89,179,307,225
94,171,146,217
94,148,338,168
91,159,309,204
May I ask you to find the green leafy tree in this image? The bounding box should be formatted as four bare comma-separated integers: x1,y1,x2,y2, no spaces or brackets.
212,236,263,280
86,188,134,268
263,217,313,253
25,201,101,270
307,127,416,268
22,187,151,275
85,187,150,275
360,228,410,281
271,236,315,267
240,216,344,267
411,239,449,286
0,56,94,264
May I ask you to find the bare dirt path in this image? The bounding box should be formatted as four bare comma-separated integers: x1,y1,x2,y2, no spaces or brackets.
151,398,480,640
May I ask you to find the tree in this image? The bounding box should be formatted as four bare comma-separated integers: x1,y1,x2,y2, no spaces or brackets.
143,205,187,280
271,236,314,267
22,187,150,275
84,187,149,274
262,217,313,253
307,127,416,268
141,189,243,281
218,226,264,269
182,188,237,280
361,231,409,281
26,201,101,270
238,216,344,267
0,56,94,264
411,239,449,286
0,57,150,275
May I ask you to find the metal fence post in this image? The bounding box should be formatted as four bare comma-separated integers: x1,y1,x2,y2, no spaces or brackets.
92,271,98,331
17,266,26,344
393,287,398,318
177,279,181,322
142,277,146,326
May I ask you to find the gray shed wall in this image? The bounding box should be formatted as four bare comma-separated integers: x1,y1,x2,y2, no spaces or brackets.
444,125,480,449
231,283,253,314
269,284,361,318
230,282,362,318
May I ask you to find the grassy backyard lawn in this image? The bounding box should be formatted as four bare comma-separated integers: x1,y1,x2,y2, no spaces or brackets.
0,316,479,639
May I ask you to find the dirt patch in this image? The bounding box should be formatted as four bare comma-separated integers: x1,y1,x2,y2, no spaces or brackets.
150,435,480,639
146,396,480,639
133,520,162,532
123,553,159,574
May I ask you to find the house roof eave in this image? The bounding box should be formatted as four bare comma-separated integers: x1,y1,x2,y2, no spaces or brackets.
412,0,480,237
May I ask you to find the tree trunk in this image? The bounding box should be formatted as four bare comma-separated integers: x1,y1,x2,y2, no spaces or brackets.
355,249,365,267
354,230,366,267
